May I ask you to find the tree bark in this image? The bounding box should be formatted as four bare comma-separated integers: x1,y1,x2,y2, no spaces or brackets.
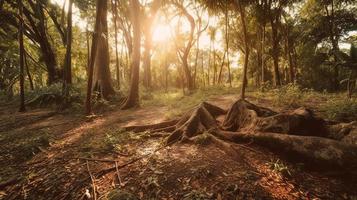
125,99,357,168
62,0,72,99
175,2,195,91
24,53,34,90
92,0,115,99
237,1,249,100
111,0,120,89
270,7,281,87
18,0,25,112
85,0,104,114
121,0,141,109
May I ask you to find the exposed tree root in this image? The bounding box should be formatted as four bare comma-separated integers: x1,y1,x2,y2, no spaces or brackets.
125,99,357,168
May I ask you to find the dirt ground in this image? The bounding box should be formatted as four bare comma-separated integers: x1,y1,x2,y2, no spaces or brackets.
0,95,356,200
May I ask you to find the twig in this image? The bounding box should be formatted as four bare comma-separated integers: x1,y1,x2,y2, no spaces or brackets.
94,140,176,179
115,161,123,186
79,157,121,163
86,161,97,200
234,140,261,154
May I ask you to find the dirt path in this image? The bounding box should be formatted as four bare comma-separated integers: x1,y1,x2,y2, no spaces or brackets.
1,95,356,200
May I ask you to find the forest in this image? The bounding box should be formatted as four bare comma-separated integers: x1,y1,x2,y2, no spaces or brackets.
0,0,356,199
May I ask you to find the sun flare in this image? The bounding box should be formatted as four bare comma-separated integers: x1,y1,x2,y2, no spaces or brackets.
152,24,172,43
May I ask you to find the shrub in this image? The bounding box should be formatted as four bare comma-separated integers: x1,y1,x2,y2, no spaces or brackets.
272,84,304,108
322,97,357,122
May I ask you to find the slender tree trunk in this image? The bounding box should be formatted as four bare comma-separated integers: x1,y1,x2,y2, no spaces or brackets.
86,24,90,74
18,0,26,112
63,0,72,99
143,1,160,90
165,57,168,93
261,24,265,86
237,1,249,100
225,5,232,87
24,53,34,90
201,51,205,88
122,0,141,109
194,34,200,88
208,42,211,86
213,43,216,85
112,0,120,89
326,0,339,91
218,53,226,84
288,46,294,83
143,35,153,90
85,0,103,114
270,9,281,87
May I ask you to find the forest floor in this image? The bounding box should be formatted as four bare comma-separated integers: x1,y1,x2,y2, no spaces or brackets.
0,89,356,200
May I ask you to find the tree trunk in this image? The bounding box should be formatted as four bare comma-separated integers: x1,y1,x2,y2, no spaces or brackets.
24,52,34,90
270,14,281,87
62,0,72,99
142,1,160,90
112,0,120,89
261,25,265,87
85,0,104,114
121,0,141,109
237,1,249,100
174,2,195,91
143,34,153,90
18,0,25,112
213,44,216,85
328,0,339,91
225,5,232,87
93,0,115,100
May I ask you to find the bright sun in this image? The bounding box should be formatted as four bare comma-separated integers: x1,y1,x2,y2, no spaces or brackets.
152,24,172,43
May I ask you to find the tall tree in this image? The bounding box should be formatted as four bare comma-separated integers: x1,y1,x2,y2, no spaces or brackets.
208,26,217,85
173,0,196,91
111,0,121,89
85,0,105,114
142,0,161,90
18,0,25,112
235,0,250,99
63,0,73,100
92,0,115,99
268,0,283,87
121,0,141,109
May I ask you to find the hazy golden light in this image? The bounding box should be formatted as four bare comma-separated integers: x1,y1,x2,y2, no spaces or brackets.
152,24,172,43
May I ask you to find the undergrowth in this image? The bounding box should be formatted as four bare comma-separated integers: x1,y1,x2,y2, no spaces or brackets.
141,86,237,118
322,97,357,122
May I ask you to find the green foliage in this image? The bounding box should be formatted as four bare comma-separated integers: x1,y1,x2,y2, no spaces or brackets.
271,84,309,108
25,83,83,108
0,129,52,163
322,97,357,122
142,86,236,118
267,159,292,177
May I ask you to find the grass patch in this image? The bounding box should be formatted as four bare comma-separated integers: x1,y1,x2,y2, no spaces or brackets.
321,97,357,122
0,129,52,163
78,128,151,157
142,86,238,118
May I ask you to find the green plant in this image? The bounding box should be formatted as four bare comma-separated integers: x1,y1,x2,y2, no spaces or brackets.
273,84,304,108
322,97,357,122
267,159,292,177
